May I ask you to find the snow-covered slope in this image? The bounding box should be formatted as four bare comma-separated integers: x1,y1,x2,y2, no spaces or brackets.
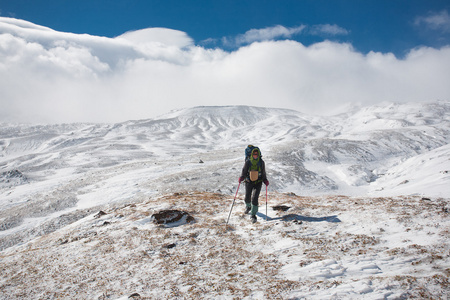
1,192,449,299
0,102,449,299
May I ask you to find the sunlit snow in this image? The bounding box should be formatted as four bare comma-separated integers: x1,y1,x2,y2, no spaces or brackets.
0,102,449,299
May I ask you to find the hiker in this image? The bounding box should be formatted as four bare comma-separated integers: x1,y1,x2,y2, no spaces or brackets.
239,147,269,222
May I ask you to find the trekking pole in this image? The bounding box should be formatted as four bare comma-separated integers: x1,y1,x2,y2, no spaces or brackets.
265,185,268,221
226,182,241,225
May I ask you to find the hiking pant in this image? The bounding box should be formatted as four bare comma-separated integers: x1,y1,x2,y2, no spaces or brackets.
244,181,262,216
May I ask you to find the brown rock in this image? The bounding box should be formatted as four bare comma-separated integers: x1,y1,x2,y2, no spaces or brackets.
151,210,194,225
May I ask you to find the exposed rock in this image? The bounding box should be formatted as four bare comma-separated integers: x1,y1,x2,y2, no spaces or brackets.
94,211,107,218
0,169,28,188
151,210,195,226
163,243,176,249
272,205,291,212
2,170,26,179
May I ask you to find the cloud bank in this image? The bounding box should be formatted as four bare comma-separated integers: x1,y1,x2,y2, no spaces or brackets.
1,17,450,123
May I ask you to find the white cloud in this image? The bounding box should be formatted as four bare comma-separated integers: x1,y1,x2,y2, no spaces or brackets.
1,17,450,123
415,10,450,33
224,25,306,47
217,24,348,48
117,28,194,48
309,24,349,36
0,17,54,32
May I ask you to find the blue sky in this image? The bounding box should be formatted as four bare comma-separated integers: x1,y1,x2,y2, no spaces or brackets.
2,0,450,57
1,1,450,123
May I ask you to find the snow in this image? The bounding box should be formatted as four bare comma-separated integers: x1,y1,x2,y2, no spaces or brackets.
368,143,450,198
0,102,449,299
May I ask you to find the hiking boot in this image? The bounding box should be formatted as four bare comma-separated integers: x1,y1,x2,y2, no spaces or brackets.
251,215,257,223
244,206,251,214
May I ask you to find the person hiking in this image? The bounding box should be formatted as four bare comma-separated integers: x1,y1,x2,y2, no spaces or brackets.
239,147,269,223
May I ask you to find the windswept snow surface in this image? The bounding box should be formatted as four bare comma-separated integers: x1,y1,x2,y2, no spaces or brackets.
0,102,449,299
1,192,449,299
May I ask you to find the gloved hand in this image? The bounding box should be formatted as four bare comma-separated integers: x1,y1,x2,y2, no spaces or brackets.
238,177,243,183
264,179,269,186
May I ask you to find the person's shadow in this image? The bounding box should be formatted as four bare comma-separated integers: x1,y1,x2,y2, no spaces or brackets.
256,211,341,223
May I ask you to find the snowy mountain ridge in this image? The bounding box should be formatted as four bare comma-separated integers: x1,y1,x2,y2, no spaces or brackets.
1,101,449,195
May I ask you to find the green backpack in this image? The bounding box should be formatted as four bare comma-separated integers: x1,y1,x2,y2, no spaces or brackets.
247,146,262,182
